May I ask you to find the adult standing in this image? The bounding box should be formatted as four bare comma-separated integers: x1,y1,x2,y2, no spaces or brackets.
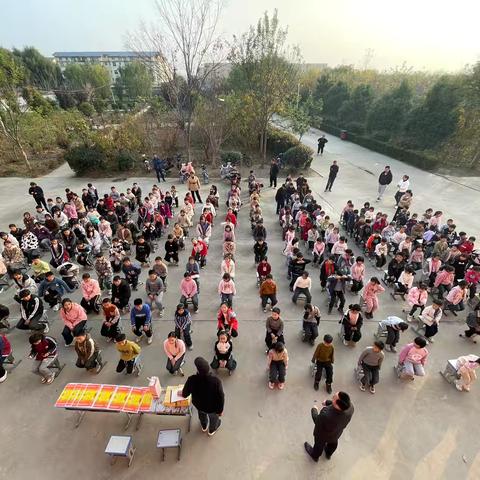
325,161,339,192
187,172,202,203
28,182,48,210
304,391,354,461
269,159,280,188
153,155,166,182
180,357,225,436
317,135,328,155
275,185,287,215
394,175,410,206
377,166,393,201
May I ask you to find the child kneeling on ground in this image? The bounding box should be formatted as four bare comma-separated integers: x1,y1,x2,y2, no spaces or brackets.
211,330,237,374
267,341,288,390
398,336,428,380
115,333,141,374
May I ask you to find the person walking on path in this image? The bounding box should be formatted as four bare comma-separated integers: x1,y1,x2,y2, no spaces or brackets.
269,159,280,188
394,175,410,206
304,391,354,461
180,357,225,436
325,161,339,192
317,135,328,155
28,182,48,210
377,166,393,201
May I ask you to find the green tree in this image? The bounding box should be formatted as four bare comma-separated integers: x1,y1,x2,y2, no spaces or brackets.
22,86,55,116
0,48,31,170
403,77,461,150
366,80,413,140
228,10,301,159
114,61,153,102
12,47,62,90
322,81,350,119
286,104,310,140
63,63,111,103
338,84,374,129
313,74,333,101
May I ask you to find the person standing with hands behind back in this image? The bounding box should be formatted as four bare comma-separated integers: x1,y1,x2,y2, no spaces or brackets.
317,135,328,155
179,357,225,436
304,391,354,462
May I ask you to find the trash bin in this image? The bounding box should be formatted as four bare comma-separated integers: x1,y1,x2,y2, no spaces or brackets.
340,130,348,140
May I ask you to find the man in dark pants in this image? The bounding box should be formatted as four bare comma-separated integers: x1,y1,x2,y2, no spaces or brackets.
325,161,339,192
304,391,354,461
153,155,166,182
317,135,328,155
180,357,225,436
28,182,48,210
269,159,280,188
275,185,286,214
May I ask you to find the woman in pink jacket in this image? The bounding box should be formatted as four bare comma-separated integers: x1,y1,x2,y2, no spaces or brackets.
80,272,101,314
406,282,428,321
444,280,468,316
363,277,385,319
350,256,365,294
60,298,88,346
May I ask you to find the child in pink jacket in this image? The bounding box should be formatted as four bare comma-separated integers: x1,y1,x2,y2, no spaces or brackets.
398,337,428,379
406,282,428,321
80,273,101,314
444,280,468,316
60,298,88,346
363,277,385,319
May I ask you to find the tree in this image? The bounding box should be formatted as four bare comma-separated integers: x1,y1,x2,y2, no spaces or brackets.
403,76,462,150
114,61,153,102
0,48,31,170
337,84,374,131
366,80,413,140
63,63,111,103
129,0,225,160
194,94,236,165
286,104,310,140
313,74,333,101
228,10,301,159
12,47,62,90
322,81,350,119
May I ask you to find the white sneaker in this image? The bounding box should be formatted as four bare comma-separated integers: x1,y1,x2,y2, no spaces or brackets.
427,337,434,343
135,336,142,343
53,304,60,312
147,336,153,345
406,315,413,322
0,371,7,383
42,323,50,334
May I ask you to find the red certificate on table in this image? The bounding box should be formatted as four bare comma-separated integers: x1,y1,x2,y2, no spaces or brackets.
122,387,147,413
76,384,102,408
92,385,117,410
55,383,82,408
107,386,132,411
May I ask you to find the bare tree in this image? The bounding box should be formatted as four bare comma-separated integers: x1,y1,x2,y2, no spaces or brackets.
128,0,226,161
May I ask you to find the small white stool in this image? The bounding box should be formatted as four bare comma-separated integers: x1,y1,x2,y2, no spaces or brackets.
156,429,182,461
105,435,135,466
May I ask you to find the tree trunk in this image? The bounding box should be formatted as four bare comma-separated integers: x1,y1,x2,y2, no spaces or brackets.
259,132,263,155
185,121,192,162
18,140,32,171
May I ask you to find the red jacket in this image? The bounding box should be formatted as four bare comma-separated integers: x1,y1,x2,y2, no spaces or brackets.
458,241,474,255
257,262,272,277
217,308,238,333
0,334,11,357
191,239,208,257
225,212,237,226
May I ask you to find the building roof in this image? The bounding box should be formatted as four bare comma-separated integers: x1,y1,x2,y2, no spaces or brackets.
53,51,159,58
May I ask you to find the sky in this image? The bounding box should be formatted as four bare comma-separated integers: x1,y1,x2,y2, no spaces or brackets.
1,0,479,72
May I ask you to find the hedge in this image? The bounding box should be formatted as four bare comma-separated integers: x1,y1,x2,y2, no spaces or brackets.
64,144,107,175
317,122,439,171
282,144,314,171
266,128,300,155
220,150,242,164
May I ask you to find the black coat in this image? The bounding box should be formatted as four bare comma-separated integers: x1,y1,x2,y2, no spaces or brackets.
182,373,225,414
378,170,393,185
312,403,354,442
270,164,280,177
111,280,131,301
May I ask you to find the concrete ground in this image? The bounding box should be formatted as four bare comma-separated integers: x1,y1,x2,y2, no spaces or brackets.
0,151,479,480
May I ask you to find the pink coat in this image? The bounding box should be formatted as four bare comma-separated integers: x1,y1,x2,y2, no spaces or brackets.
434,270,454,288
399,343,428,366
81,279,101,301
350,263,365,281
446,286,467,305
60,303,87,330
363,282,385,300
407,287,428,307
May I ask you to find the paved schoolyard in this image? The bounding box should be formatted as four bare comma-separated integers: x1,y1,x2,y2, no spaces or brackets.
0,159,479,479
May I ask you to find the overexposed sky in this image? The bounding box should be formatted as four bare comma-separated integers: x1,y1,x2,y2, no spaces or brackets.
1,0,478,71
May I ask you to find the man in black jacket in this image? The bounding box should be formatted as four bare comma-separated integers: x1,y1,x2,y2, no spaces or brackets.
17,289,48,332
377,166,393,201
111,276,132,312
275,185,287,214
304,391,354,461
181,357,225,436
28,182,48,210
325,161,339,192
317,135,328,155
269,159,280,188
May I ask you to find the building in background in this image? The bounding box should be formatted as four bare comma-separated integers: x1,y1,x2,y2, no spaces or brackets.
52,51,164,86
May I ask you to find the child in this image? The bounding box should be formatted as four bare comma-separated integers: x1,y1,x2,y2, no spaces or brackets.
259,274,278,312
265,307,284,352
254,238,268,264
28,332,58,384
211,330,237,374
312,334,334,392
405,282,428,320
398,337,428,380
358,341,385,394
100,298,121,341
379,316,409,353
455,356,480,392
163,331,186,376
302,304,321,344
312,238,325,266
218,273,236,307
74,329,101,373
419,299,443,343
267,341,288,390
350,256,365,294
363,277,385,319
115,333,141,374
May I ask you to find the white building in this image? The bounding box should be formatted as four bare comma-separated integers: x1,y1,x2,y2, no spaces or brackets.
52,51,163,86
